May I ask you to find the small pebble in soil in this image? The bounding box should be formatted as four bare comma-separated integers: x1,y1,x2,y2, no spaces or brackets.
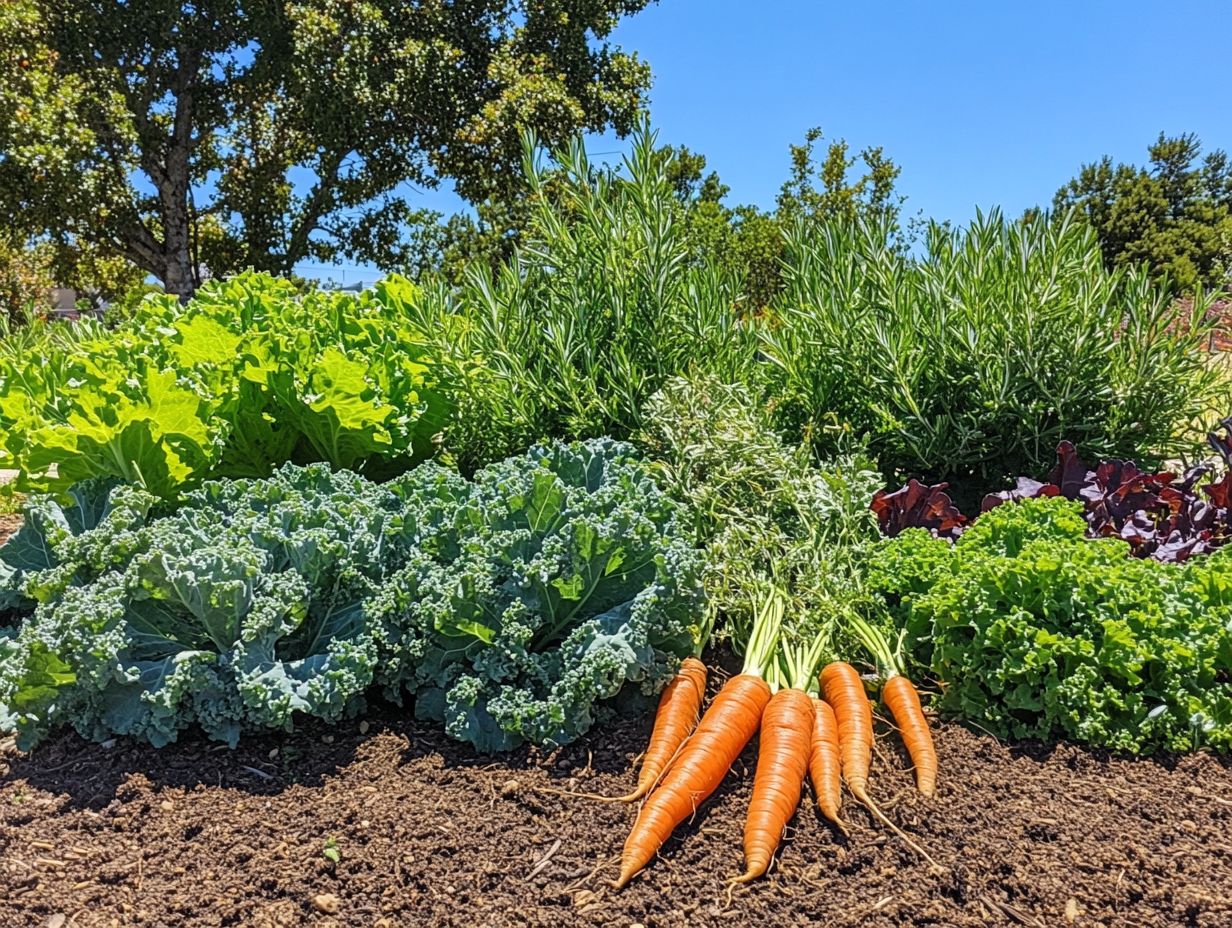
268,748,279,760
359,720,370,734
311,893,340,914
159,800,174,812
321,735,335,745
500,779,520,798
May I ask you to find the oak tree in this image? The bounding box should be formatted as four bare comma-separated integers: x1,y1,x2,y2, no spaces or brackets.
0,0,656,297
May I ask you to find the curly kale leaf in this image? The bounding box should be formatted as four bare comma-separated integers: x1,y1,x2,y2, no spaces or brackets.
0,479,155,619
0,464,394,748
376,438,704,752
2,443,703,754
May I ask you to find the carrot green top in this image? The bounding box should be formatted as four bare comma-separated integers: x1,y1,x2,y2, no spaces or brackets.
778,636,826,695
848,614,907,682
740,585,784,680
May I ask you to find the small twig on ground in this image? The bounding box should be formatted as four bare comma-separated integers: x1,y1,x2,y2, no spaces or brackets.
526,838,561,881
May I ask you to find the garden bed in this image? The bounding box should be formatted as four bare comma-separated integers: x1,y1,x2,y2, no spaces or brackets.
3,689,1230,928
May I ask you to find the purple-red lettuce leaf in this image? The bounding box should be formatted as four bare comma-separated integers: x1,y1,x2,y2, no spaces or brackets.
871,480,968,540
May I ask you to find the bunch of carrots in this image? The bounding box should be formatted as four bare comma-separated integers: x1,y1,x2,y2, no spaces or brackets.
611,590,939,888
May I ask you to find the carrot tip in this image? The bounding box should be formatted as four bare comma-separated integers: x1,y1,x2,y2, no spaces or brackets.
822,812,850,836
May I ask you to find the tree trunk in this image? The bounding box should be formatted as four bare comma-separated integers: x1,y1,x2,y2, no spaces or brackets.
157,45,201,303
159,175,194,302
162,248,195,302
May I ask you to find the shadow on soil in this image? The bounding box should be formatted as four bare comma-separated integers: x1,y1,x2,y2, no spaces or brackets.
0,694,655,811
5,644,1227,813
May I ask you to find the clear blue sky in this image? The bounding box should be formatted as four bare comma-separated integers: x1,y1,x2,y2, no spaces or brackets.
296,0,1232,285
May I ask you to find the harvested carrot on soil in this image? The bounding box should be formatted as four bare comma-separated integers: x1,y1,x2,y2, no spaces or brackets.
618,656,708,802
835,621,944,870
808,696,846,833
882,675,937,797
850,616,938,797
614,589,783,889
820,660,873,798
734,639,822,882
617,610,714,802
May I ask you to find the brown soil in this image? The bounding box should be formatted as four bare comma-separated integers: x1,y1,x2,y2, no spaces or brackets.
0,514,20,547
2,698,1230,928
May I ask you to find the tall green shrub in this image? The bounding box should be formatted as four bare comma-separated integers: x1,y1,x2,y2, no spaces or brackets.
762,209,1221,487
407,129,758,470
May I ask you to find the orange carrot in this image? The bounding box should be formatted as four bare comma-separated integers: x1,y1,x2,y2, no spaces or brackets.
615,672,771,888
619,656,708,802
821,658,943,869
847,616,939,798
734,687,814,882
819,661,872,796
808,696,847,833
882,674,937,797
613,587,782,890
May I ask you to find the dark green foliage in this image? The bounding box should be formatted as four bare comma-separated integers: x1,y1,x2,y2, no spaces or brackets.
0,0,656,297
410,129,760,470
763,209,1220,487
1054,133,1232,293
657,127,910,312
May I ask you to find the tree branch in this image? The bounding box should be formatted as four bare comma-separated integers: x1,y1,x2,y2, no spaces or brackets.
284,150,349,269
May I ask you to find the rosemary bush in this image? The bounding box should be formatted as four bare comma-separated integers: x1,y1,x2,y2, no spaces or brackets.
408,129,759,470
762,209,1221,487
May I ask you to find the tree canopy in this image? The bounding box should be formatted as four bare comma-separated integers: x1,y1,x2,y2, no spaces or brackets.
1054,133,1232,293
0,0,656,297
666,127,908,311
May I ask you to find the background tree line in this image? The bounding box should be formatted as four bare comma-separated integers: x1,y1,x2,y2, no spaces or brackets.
1,0,1229,323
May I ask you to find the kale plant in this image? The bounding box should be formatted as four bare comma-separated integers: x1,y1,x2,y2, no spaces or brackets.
369,438,704,752
0,441,703,753
0,464,406,748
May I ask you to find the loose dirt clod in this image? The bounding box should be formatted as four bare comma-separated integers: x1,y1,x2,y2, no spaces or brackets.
311,893,340,914
1064,897,1080,923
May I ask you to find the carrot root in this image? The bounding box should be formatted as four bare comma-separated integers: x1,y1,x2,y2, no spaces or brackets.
615,673,772,889
617,657,708,803
882,674,938,797
820,661,873,797
851,784,945,871
808,696,848,834
736,687,814,882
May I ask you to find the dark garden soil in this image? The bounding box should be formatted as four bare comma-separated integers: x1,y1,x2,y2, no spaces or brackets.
2,682,1231,928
